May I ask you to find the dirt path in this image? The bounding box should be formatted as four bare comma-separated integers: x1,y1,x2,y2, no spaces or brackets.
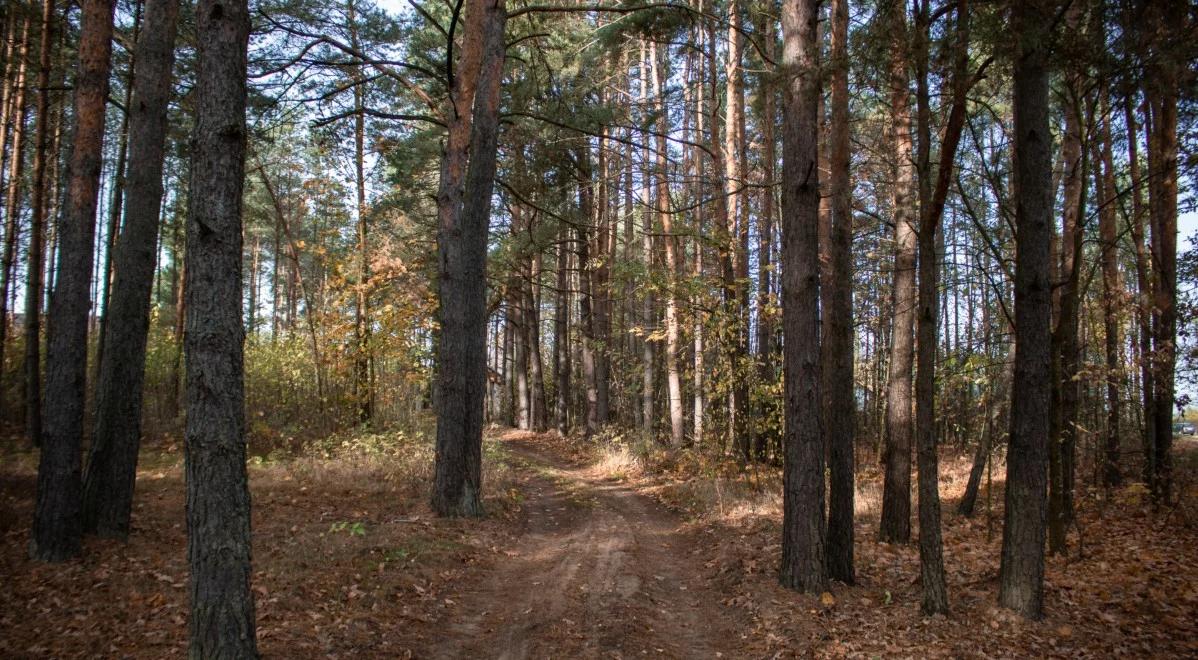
432,433,744,659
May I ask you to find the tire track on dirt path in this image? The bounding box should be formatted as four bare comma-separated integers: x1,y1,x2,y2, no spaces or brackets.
430,431,746,659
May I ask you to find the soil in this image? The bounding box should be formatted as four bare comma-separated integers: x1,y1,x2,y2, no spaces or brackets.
4,428,1198,658
430,431,747,658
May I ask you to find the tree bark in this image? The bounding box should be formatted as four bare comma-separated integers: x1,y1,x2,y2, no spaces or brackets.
879,0,915,545
753,4,777,459
650,40,685,449
31,0,115,563
554,225,570,435
81,0,179,539
1048,7,1085,551
0,17,30,385
823,0,854,585
184,0,257,653
1000,0,1054,620
432,0,506,517
724,0,749,459
1145,0,1182,505
1095,94,1121,488
779,0,825,594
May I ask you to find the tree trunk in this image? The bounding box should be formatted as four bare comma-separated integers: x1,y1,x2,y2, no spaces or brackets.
723,0,749,459
779,0,825,594
577,143,600,437
554,226,570,435
823,0,854,586
184,0,257,652
0,17,29,386
31,0,115,563
650,40,684,449
348,0,372,424
1048,10,1085,551
879,0,915,545
432,0,506,517
1145,0,1181,505
528,251,547,432
1000,0,1053,620
1096,95,1121,488
95,0,142,380
1123,93,1154,487
753,4,777,459
81,0,179,539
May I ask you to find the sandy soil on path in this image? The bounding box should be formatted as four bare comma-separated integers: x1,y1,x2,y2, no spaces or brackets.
432,431,748,659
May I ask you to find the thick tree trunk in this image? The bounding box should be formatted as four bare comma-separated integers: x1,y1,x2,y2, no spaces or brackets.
432,0,506,517
823,0,854,586
31,0,115,563
779,0,825,594
879,0,915,545
1000,0,1053,620
184,0,257,653
81,0,180,539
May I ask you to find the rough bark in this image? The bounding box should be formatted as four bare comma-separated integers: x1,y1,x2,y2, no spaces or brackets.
82,0,179,540
432,0,506,517
779,0,826,594
879,0,915,545
184,0,258,654
823,0,854,586
1000,0,1054,620
31,0,115,563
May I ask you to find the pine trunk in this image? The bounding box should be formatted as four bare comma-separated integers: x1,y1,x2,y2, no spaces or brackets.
82,0,179,540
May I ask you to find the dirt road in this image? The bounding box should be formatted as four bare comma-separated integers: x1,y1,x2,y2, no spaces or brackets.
432,433,744,659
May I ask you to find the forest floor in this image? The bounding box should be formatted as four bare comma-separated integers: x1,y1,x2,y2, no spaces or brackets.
2,427,1198,658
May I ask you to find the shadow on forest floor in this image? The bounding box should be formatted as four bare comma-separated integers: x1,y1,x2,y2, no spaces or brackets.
2,425,1198,657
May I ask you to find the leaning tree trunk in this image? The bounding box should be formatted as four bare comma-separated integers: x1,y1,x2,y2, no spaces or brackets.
1000,0,1053,621
82,0,180,540
779,0,826,594
432,0,506,517
31,0,115,563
